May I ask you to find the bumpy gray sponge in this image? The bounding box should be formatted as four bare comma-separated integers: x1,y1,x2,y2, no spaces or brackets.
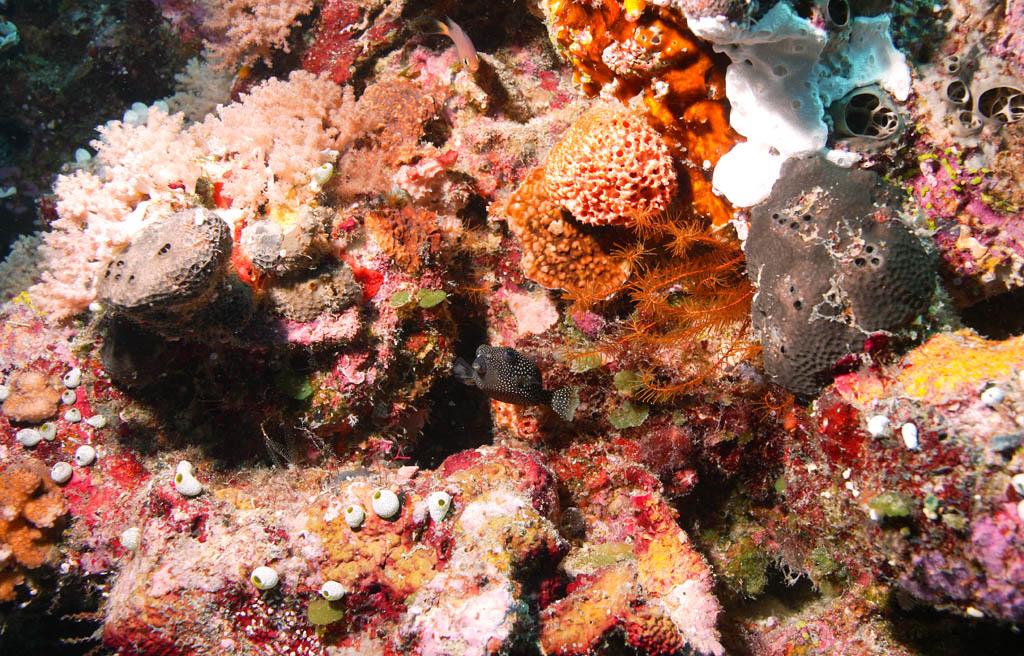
746,155,935,398
97,208,233,325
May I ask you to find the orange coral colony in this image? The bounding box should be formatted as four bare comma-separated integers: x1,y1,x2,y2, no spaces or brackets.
543,0,738,171
545,103,677,227
499,167,632,299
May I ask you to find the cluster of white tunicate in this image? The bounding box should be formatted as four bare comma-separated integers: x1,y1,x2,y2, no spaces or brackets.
688,2,911,206
121,527,142,551
50,462,73,484
16,428,42,447
174,461,203,497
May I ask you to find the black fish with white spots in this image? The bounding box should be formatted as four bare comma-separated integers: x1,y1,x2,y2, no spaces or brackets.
454,345,577,422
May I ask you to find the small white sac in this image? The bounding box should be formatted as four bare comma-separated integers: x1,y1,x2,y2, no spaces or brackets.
174,461,203,497
1018,499,1024,523
50,462,73,484
250,566,279,590
980,385,1004,407
120,527,141,551
901,422,919,450
39,422,57,441
1011,473,1024,496
320,580,346,601
62,368,82,388
371,489,401,519
64,407,83,423
426,491,452,523
16,428,42,447
866,414,890,437
88,301,103,313
74,445,97,466
0,384,9,401
344,504,366,528
74,148,92,165
311,163,334,187
965,606,984,619
61,389,77,405
85,414,107,429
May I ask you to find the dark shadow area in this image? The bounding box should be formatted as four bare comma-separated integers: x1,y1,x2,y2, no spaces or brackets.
0,568,110,655
959,286,1024,340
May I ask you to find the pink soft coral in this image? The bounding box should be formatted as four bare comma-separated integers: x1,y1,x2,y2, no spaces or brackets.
202,0,315,70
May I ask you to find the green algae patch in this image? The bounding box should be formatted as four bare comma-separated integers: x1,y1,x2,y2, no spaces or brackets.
609,400,648,429
613,370,642,395
569,352,602,373
389,290,413,308
307,599,346,626
416,289,447,308
869,492,911,519
274,371,313,400
563,542,635,572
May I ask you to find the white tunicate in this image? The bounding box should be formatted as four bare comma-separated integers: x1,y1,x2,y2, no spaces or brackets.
120,527,141,551
901,422,919,450
371,489,401,519
344,504,366,529
1011,473,1024,496
64,407,82,423
62,368,82,388
426,491,452,523
866,414,890,437
320,580,346,601
0,384,9,401
980,385,1004,407
1018,499,1024,523
74,148,92,165
250,566,279,590
50,462,73,484
85,414,107,429
88,301,103,313
74,444,97,466
39,422,57,441
311,163,334,186
153,100,169,114
16,428,42,447
61,389,77,405
174,461,203,497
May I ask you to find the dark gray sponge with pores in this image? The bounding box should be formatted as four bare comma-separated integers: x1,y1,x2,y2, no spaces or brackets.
746,156,935,398
97,208,233,324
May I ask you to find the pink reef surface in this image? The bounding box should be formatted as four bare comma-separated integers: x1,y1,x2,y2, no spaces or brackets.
1,1,1024,656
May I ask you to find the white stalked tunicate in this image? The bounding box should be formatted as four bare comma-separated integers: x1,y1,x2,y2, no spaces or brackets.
371,489,401,519
250,566,279,590
64,407,82,423
174,460,203,497
980,385,1004,407
901,422,919,450
50,462,73,484
62,368,82,388
39,422,57,441
320,580,346,601
61,389,77,405
426,491,452,523
85,414,107,429
866,414,890,438
120,527,141,550
344,504,366,529
16,428,42,447
74,444,97,466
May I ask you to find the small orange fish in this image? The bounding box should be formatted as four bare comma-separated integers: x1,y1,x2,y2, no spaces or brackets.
433,17,479,73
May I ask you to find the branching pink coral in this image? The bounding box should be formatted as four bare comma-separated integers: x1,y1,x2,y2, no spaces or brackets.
202,0,315,70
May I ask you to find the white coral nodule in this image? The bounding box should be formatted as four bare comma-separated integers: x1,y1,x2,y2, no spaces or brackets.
344,504,366,529
426,491,452,523
371,489,400,519
174,461,203,497
250,566,279,590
